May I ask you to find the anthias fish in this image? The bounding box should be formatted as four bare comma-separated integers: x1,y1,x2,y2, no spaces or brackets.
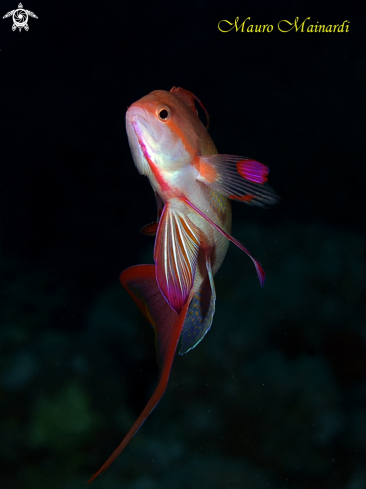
88,87,277,482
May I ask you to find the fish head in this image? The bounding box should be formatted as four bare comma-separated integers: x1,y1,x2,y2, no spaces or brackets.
126,90,203,196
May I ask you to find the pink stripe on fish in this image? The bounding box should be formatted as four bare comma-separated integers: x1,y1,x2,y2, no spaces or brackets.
133,122,171,194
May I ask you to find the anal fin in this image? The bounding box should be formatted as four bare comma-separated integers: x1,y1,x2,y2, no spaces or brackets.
179,251,216,355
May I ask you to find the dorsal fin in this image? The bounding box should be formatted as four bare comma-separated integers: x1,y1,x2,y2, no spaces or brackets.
170,86,210,129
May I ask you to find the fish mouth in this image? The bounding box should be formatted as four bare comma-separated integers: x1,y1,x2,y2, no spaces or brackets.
125,107,152,175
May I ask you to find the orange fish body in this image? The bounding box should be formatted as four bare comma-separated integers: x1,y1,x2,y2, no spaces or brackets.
88,87,277,482
126,88,232,317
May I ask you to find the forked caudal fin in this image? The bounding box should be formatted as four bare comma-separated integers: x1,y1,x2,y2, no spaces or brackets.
88,265,191,483
182,197,266,286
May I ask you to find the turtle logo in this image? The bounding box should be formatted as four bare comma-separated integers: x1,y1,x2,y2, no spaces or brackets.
3,3,38,31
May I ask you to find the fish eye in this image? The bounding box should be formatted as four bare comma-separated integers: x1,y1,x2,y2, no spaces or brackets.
157,106,170,122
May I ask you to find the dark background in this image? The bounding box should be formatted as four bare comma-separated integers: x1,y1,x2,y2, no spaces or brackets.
1,1,366,488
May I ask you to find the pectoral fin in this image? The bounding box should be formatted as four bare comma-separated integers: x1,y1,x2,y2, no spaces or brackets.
154,203,201,313
196,155,278,206
88,265,191,483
